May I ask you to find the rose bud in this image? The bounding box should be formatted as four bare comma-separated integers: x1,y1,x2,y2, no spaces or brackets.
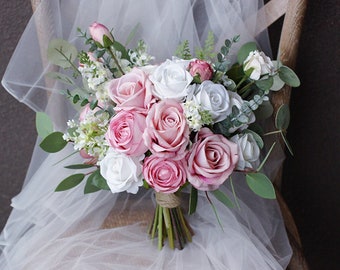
188,59,213,82
89,22,113,47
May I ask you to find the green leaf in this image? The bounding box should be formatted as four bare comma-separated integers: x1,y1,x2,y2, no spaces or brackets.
112,40,129,59
84,177,101,194
211,189,235,208
275,104,290,130
36,112,53,139
55,174,85,192
188,186,198,215
89,170,110,190
270,74,285,91
39,131,67,153
47,39,78,68
254,100,274,120
255,76,273,90
237,42,257,64
103,35,114,48
278,66,300,87
46,72,75,85
246,173,276,199
64,164,95,169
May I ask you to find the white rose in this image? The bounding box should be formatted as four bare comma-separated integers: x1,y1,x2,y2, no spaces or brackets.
191,80,232,123
243,50,275,80
228,91,255,133
149,59,193,101
230,133,260,170
100,149,143,194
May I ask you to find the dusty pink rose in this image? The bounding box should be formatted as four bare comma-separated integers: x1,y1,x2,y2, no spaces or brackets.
108,68,154,112
143,155,187,193
106,110,148,156
186,128,239,191
188,60,213,82
89,22,113,47
143,99,189,159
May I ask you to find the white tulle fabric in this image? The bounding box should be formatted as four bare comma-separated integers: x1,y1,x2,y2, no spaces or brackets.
1,0,291,269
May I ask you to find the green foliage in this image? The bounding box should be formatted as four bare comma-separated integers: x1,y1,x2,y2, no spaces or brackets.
55,174,85,192
211,189,235,208
39,132,67,153
275,104,290,130
195,31,216,60
254,100,274,120
64,164,95,169
47,39,78,69
88,170,110,190
255,76,273,91
46,72,75,86
278,66,300,87
188,186,198,215
175,40,192,60
36,112,53,139
84,177,101,194
246,173,276,199
237,42,257,64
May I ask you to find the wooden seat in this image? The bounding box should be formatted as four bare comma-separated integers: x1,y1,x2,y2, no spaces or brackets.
30,1,309,269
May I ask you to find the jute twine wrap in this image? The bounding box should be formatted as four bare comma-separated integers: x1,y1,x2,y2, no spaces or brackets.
155,192,181,208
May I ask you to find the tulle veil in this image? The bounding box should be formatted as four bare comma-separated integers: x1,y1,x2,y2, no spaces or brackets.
1,0,292,269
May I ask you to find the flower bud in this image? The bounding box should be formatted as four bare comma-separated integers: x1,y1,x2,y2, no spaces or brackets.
188,59,213,82
89,22,113,47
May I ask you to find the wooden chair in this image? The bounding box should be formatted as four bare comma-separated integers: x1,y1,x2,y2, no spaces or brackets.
30,1,309,269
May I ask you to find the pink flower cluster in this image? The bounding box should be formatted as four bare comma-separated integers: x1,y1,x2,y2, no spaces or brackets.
96,61,239,193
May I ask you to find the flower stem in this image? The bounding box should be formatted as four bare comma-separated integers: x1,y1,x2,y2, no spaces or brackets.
107,47,125,76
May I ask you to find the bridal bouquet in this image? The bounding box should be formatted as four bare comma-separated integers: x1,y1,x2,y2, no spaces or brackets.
37,22,300,249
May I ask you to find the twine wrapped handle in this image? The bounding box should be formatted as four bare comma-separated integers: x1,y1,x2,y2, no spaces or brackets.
155,192,181,208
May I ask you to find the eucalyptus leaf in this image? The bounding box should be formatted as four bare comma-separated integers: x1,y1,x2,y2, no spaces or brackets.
46,72,74,85
47,39,78,68
255,76,273,90
84,177,101,194
211,189,235,208
39,131,67,153
254,100,274,120
237,42,257,64
64,164,95,169
275,104,290,130
55,174,85,192
278,66,300,87
36,112,53,139
89,170,110,190
246,173,276,199
270,74,285,91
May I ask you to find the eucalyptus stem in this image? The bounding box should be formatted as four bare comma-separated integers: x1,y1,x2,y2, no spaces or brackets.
55,48,81,76
107,47,125,75
236,75,247,89
263,130,282,136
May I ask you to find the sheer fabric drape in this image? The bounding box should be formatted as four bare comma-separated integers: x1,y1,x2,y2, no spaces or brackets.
1,0,291,269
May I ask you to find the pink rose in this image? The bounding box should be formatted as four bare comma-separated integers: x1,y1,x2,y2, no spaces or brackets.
143,99,189,159
89,22,113,47
188,60,213,82
108,68,155,112
143,155,187,193
186,128,239,191
106,110,148,156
